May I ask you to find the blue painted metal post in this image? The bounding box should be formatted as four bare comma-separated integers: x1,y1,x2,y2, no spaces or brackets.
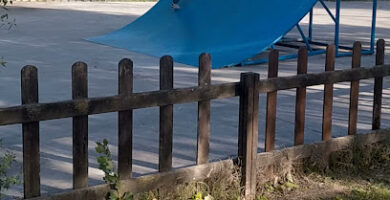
335,0,341,56
319,0,337,22
296,24,313,52
309,8,313,41
370,0,378,52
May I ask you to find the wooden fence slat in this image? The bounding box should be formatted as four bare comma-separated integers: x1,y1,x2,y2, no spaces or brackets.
322,44,335,141
118,58,133,180
31,128,390,200
72,62,88,189
159,56,174,172
3,65,390,126
348,42,361,135
21,65,41,198
250,74,259,200
265,50,278,152
238,72,259,200
373,39,385,130
197,53,211,165
294,47,308,145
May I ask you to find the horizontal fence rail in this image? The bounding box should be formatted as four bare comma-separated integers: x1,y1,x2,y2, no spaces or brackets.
1,64,390,126
0,39,388,200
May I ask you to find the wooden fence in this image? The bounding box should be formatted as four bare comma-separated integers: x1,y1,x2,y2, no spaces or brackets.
0,39,388,200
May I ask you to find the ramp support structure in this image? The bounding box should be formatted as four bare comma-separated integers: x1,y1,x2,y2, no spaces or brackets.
242,0,377,65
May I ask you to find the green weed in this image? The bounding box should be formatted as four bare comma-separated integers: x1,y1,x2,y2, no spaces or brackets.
96,139,133,200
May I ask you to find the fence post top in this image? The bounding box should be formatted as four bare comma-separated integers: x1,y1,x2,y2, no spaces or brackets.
72,61,87,67
72,62,88,72
199,53,212,64
119,58,133,65
160,55,173,62
353,41,362,48
21,65,37,73
377,38,385,45
240,73,260,84
199,53,212,72
299,46,308,53
199,52,211,58
270,49,279,55
240,72,260,77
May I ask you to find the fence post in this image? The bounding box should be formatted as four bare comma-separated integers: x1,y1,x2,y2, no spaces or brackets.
294,47,308,145
322,44,335,141
21,65,40,198
159,56,174,172
373,39,385,130
238,72,259,200
348,42,361,135
118,58,133,180
197,53,211,165
72,62,89,189
265,50,278,152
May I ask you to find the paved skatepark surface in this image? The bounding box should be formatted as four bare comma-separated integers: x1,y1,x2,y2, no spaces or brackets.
1,1,390,198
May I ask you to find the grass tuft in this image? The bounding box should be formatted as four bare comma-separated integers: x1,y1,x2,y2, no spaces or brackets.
134,142,390,199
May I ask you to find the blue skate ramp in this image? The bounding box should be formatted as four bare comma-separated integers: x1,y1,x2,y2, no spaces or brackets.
88,0,318,68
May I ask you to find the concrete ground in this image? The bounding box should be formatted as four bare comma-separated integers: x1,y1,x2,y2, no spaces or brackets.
1,1,390,198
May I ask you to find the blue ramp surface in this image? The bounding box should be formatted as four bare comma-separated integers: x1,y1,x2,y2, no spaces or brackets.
89,0,318,68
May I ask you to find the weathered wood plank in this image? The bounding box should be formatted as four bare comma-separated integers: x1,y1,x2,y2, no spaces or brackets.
256,128,390,169
30,128,390,200
31,159,236,200
348,42,361,135
294,47,308,146
322,44,335,141
373,39,385,130
118,58,133,180
21,66,41,198
0,82,239,125
250,74,259,200
259,64,390,93
265,50,278,152
2,65,390,126
238,73,259,200
72,62,88,189
197,53,211,165
159,56,174,172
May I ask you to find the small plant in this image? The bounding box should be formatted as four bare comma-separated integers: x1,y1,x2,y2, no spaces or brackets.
192,191,214,200
95,139,133,200
0,140,20,198
191,182,214,200
192,191,203,200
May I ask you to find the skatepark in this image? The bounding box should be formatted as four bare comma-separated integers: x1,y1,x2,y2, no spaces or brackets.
1,0,390,198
